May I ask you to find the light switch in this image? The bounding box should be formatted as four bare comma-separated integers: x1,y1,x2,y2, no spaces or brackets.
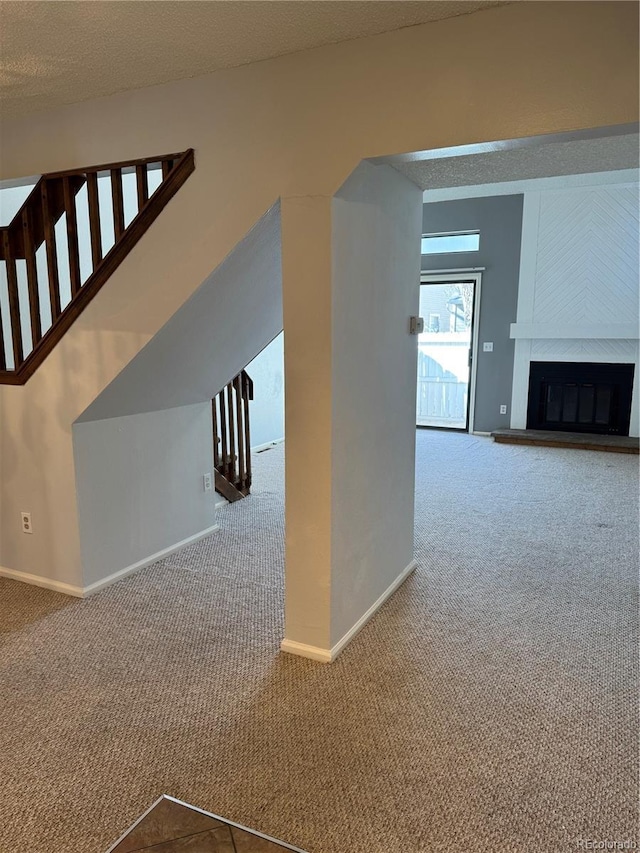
483,342,494,352
409,316,424,335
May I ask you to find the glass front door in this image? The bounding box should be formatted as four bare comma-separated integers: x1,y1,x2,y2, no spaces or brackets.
416,280,475,430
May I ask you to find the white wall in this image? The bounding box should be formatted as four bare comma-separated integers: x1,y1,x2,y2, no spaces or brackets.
77,202,282,422
73,402,216,591
510,177,640,436
246,332,285,449
330,162,422,648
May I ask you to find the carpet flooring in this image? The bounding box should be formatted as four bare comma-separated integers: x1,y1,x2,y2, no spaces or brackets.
1,432,638,853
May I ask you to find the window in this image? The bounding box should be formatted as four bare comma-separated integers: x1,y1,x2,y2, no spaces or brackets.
421,231,480,255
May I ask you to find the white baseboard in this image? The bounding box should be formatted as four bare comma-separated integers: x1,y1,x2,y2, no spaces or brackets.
330,560,417,660
471,430,492,436
82,524,220,595
280,559,417,664
279,639,332,663
0,524,220,599
252,437,285,453
0,566,85,597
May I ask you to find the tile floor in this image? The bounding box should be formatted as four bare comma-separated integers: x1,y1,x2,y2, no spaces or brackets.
107,796,307,853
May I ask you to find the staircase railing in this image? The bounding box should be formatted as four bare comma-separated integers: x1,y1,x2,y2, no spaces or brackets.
0,149,195,385
212,370,254,502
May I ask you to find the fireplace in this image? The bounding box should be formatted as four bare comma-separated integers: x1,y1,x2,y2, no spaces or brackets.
526,362,635,436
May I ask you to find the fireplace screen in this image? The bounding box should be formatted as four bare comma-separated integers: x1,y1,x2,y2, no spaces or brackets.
527,362,634,436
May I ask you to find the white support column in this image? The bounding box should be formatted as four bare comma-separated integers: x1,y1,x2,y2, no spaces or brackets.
329,163,422,653
280,163,423,662
280,194,334,660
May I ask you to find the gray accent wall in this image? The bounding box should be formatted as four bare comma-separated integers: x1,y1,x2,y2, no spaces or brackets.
422,195,524,433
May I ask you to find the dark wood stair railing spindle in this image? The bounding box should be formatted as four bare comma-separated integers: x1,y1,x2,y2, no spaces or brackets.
86,172,102,270
226,382,236,483
22,205,42,345
2,231,23,368
233,373,246,491
63,175,82,297
242,371,253,489
135,164,149,210
41,180,62,322
111,168,125,240
0,302,6,371
219,389,229,479
212,398,220,471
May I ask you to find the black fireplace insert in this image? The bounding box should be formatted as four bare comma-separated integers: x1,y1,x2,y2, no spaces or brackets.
527,361,635,436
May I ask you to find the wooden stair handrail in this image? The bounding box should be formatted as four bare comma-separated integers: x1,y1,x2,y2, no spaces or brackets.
0,149,195,385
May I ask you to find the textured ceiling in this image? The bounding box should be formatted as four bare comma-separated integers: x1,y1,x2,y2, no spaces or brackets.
0,0,505,120
390,133,640,190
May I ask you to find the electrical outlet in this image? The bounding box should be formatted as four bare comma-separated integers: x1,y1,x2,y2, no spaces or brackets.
500,404,507,415
21,512,33,534
203,472,212,492
483,342,494,352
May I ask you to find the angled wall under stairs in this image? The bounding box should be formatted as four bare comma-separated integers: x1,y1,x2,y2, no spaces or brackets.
71,203,282,591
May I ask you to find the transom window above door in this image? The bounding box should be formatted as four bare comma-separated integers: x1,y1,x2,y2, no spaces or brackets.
421,231,480,254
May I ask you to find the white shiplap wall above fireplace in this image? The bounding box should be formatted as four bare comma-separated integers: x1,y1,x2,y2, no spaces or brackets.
510,175,640,437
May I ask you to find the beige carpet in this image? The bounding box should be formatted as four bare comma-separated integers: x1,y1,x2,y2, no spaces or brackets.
1,432,638,853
